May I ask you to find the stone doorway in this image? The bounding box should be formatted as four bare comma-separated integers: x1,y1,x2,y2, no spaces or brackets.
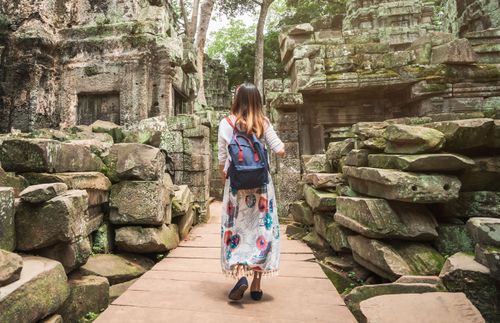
77,92,121,125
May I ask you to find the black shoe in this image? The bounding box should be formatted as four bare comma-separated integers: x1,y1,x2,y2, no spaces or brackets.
250,290,263,301
228,277,248,301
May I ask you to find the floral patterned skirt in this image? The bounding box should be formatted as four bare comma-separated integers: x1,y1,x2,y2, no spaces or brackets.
220,175,280,278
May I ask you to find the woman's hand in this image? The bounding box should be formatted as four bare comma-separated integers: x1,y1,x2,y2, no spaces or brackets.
276,148,285,158
219,164,227,185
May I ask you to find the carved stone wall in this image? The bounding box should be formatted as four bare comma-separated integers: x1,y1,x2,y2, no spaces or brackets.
0,0,197,132
203,56,231,111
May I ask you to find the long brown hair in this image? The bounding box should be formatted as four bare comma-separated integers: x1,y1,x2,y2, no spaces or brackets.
230,82,266,138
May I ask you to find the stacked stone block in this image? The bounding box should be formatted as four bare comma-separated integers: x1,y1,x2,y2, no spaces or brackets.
208,110,229,200
204,56,231,111
127,113,213,222
264,79,304,217
287,114,500,321
0,116,207,322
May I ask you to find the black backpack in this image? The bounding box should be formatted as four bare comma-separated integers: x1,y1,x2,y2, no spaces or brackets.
225,116,269,190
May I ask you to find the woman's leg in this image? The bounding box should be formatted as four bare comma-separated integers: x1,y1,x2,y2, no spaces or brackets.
251,270,262,291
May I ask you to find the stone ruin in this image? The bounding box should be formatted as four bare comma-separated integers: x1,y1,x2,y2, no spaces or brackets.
265,0,500,321
0,0,499,321
266,0,500,213
0,0,198,133
0,1,224,322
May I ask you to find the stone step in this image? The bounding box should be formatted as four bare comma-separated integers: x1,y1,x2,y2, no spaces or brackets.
359,292,484,323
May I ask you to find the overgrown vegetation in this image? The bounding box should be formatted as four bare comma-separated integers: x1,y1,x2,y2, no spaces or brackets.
207,0,349,89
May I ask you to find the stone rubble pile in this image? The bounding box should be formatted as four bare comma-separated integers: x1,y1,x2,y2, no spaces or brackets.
287,113,500,322
0,114,214,322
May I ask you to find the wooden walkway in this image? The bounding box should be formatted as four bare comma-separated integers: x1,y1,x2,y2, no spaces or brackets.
96,201,357,323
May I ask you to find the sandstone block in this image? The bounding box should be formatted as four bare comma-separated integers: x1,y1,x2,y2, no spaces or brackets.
343,166,461,203
0,187,15,251
431,39,478,64
179,171,209,187
57,274,109,323
173,206,194,240
326,140,355,169
302,231,331,252
36,237,92,273
90,120,124,142
467,217,500,247
115,224,179,253
368,153,475,171
160,130,184,154
183,137,209,155
19,183,68,204
348,235,445,281
433,224,474,256
325,222,352,252
359,293,485,323
302,173,344,189
439,252,499,322
0,168,28,196
460,156,500,191
289,200,314,225
344,149,369,167
0,250,22,287
384,124,445,154
16,190,90,250
302,154,331,173
344,283,440,321
103,143,166,182
109,180,170,225
78,254,154,285
0,139,104,173
183,125,210,138
172,185,193,216
425,118,494,151
475,244,500,280
285,223,308,240
0,256,69,323
22,171,112,191
441,191,500,218
395,275,443,287
335,197,438,240
109,278,138,303
183,154,210,171
303,184,338,211
55,142,105,172
487,119,500,148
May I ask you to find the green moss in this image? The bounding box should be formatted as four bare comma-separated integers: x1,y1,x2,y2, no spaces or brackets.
420,82,449,93
319,263,359,294
0,13,11,31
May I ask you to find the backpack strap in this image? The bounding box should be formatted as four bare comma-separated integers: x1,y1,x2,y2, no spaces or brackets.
225,116,236,130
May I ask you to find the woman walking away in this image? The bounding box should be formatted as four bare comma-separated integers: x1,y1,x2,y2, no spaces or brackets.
218,82,285,301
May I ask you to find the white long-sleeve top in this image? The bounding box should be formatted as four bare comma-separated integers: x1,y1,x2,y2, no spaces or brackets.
218,115,284,172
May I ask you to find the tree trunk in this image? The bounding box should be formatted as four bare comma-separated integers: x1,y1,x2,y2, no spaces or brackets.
254,0,273,99
195,0,215,106
188,0,201,42
179,0,191,39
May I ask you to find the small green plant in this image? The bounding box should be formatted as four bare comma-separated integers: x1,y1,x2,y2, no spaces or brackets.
78,312,99,323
